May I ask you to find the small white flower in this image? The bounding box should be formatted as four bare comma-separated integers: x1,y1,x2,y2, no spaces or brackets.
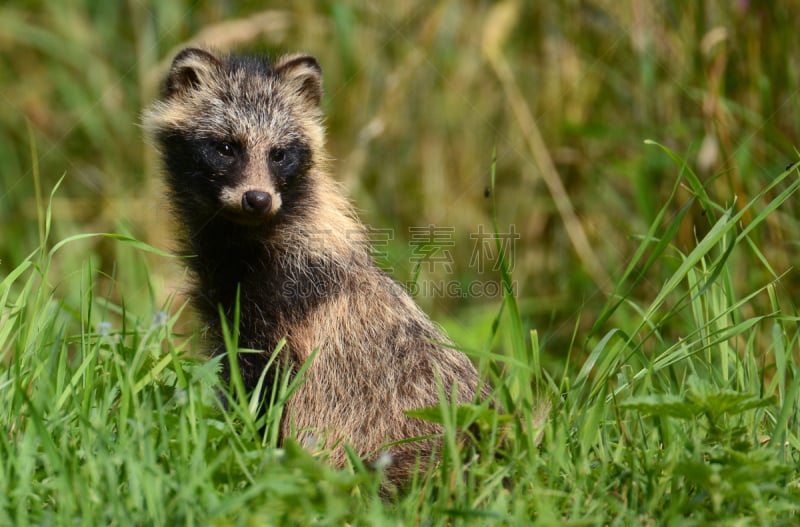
152,310,168,327
97,321,112,337
373,451,393,471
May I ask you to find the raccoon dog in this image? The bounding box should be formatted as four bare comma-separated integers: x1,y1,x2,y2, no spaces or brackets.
144,48,489,487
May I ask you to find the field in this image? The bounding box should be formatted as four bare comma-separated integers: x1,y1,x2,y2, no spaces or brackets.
2,1,800,524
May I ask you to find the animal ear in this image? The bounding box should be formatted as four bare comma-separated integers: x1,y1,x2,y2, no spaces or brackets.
274,54,323,107
162,48,222,98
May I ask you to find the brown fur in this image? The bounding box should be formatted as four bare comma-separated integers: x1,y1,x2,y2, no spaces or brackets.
143,48,489,488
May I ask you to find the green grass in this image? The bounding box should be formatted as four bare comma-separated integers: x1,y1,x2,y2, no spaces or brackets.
3,146,800,525
3,1,800,524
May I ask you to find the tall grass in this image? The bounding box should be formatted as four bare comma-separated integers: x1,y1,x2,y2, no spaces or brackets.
2,1,800,524
2,146,799,524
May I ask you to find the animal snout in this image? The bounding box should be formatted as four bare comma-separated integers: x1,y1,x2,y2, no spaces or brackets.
242,190,272,215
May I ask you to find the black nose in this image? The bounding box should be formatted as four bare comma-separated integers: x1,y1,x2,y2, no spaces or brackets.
242,191,272,214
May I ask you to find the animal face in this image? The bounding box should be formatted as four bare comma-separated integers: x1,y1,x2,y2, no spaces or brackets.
145,48,325,226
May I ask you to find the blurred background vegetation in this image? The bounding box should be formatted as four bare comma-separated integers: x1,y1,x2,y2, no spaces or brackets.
1,1,798,368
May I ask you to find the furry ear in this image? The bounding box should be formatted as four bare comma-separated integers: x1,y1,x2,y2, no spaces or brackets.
273,54,323,107
163,48,223,98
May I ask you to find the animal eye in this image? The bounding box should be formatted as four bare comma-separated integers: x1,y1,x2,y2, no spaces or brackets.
215,142,235,157
269,148,286,163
